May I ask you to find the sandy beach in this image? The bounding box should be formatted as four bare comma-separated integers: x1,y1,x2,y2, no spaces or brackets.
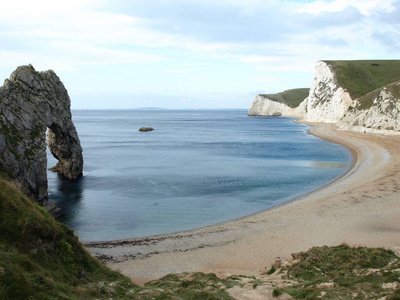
86,123,400,286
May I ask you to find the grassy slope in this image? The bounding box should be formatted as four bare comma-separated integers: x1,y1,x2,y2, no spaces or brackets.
0,174,138,299
324,60,400,100
353,79,400,111
259,88,309,108
276,244,400,299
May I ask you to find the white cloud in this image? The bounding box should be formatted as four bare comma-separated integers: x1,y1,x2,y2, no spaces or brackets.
297,0,396,16
0,0,95,17
166,69,187,73
240,56,276,63
0,0,399,108
250,77,280,82
1,0,396,70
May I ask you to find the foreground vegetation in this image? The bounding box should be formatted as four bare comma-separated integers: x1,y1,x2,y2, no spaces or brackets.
325,60,400,100
0,174,138,299
1,174,400,299
136,244,400,299
275,244,400,299
260,88,310,108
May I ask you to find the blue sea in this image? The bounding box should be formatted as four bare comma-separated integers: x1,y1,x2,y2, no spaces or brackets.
47,110,352,242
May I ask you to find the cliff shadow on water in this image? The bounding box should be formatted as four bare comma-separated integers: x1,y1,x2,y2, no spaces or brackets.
48,172,85,221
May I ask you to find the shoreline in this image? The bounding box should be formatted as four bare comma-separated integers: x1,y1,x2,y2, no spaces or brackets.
84,121,353,244
86,123,400,285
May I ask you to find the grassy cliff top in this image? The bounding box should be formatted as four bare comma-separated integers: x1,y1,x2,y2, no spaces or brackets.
324,60,400,100
259,88,309,108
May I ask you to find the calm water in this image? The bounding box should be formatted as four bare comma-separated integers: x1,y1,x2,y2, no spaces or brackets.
47,110,352,241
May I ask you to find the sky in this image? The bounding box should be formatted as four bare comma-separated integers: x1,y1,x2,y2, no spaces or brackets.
0,0,399,109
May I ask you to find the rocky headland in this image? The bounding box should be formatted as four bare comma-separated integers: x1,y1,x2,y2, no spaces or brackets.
247,88,309,117
0,65,83,205
249,60,400,133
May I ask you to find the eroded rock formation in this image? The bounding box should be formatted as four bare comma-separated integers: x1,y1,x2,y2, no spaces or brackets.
0,65,83,205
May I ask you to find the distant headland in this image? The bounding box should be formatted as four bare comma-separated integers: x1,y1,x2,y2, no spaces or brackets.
249,60,400,134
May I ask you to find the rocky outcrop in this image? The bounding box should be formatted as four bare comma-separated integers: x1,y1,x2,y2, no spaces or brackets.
303,61,353,123
139,127,154,132
338,80,400,133
0,65,83,205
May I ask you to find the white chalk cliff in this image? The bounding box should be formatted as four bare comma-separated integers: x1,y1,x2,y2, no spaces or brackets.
338,80,400,133
248,88,309,118
303,61,353,123
249,60,400,133
248,95,304,117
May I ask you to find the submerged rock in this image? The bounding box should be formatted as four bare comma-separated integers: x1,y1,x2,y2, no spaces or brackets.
139,127,154,132
0,64,83,205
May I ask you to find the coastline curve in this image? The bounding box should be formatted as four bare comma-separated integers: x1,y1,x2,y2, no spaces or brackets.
85,122,399,285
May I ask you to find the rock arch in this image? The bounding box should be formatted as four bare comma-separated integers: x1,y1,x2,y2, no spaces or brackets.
0,65,83,205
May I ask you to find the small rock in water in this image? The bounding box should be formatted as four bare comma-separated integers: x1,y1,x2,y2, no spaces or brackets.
139,127,154,132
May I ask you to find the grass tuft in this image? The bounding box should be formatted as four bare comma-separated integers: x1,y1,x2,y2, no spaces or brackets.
280,244,400,299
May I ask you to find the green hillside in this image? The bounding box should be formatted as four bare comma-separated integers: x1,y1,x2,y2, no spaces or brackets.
0,173,137,299
324,60,400,100
259,88,309,108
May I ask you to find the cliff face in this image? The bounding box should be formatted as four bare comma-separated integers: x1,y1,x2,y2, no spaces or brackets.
0,65,83,205
249,60,400,134
338,81,400,132
248,95,303,117
248,89,309,118
303,61,353,123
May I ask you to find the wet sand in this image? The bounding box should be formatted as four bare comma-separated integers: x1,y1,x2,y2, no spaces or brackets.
86,123,400,285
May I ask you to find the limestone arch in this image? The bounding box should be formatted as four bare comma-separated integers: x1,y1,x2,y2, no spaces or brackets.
0,65,83,205
47,122,83,180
